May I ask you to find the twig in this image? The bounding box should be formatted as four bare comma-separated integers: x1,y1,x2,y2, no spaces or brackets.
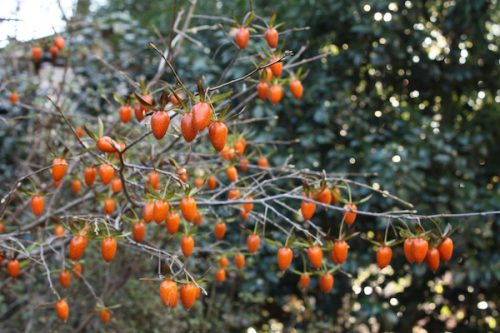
207,51,293,92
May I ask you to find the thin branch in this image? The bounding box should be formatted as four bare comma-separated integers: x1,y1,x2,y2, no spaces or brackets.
207,51,293,92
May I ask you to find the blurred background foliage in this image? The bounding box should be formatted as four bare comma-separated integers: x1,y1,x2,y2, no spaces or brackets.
1,0,499,332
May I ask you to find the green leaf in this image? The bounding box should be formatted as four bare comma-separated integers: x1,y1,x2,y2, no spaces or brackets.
357,194,373,204
243,11,255,27
113,93,124,105
98,117,104,138
84,125,98,142
211,90,233,105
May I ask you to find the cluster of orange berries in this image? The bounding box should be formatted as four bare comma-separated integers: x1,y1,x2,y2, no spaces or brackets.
5,37,66,107
234,24,304,104
401,236,454,272
2,11,461,324
159,280,202,310
31,35,65,62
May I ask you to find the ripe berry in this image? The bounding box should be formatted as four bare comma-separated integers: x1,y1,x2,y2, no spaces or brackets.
247,233,261,253
192,102,212,131
257,82,269,101
72,263,83,279
268,84,284,104
234,27,250,49
403,238,415,264
214,221,227,240
319,272,334,293
343,203,358,226
438,237,453,262
153,200,170,224
160,280,178,308
9,91,18,104
277,246,293,271
301,197,316,221
143,201,154,224
54,224,65,237
69,235,88,260
219,257,229,268
101,237,118,262
52,158,68,181
191,177,202,189
59,270,71,289
226,166,238,183
55,300,69,321
132,222,146,243
330,240,349,264
111,178,122,193
299,273,310,289
181,113,198,142
426,248,440,272
307,245,323,269
207,176,217,189
228,189,240,200
7,259,20,278
134,103,145,121
181,235,195,257
209,121,228,152
220,146,235,160
98,164,114,185
290,79,304,100
97,136,118,153
257,156,269,169
31,195,45,216
233,138,246,156
166,212,180,234
315,187,332,206
71,179,81,194
54,35,65,50
84,167,96,186
239,157,250,172
151,110,170,139
264,27,279,48
412,237,429,264
32,46,42,61
100,308,111,325
235,253,245,269
75,127,85,138
215,268,226,283
103,197,116,215
148,171,161,190
376,245,393,269
180,283,198,309
269,57,283,77
180,196,197,222
119,105,132,123
243,196,254,213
